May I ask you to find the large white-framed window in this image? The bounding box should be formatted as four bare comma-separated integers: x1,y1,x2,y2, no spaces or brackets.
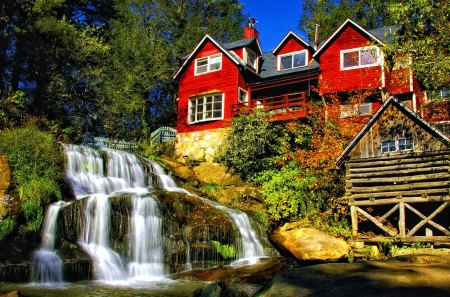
381,138,414,153
278,50,307,71
244,47,258,69
238,88,248,104
188,93,224,124
195,53,222,75
341,46,380,70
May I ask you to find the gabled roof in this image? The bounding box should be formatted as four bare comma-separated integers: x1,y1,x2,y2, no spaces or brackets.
258,52,320,79
223,37,263,56
173,35,243,80
313,19,389,58
335,96,450,167
272,31,314,54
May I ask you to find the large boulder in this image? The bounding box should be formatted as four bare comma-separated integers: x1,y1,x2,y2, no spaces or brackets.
193,163,241,186
270,224,350,262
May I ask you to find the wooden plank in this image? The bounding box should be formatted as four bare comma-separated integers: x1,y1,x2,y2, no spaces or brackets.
405,202,450,236
379,203,399,224
355,206,397,236
349,172,449,184
352,235,450,243
350,196,450,206
349,166,449,178
351,188,449,200
348,150,450,164
348,160,449,173
350,181,449,194
351,205,358,237
348,154,449,169
399,202,406,237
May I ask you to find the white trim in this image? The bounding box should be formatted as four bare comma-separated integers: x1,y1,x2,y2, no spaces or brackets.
194,53,222,76
188,93,225,124
277,50,308,71
340,46,380,70
174,35,241,79
243,47,258,70
273,31,312,54
313,19,385,58
238,88,248,104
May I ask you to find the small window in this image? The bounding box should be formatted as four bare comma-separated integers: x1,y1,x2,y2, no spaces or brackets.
341,46,380,70
381,138,414,153
278,50,307,71
238,88,248,104
428,88,450,102
245,48,258,69
195,54,222,75
188,93,224,124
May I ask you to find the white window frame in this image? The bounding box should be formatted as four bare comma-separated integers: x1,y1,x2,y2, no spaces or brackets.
340,46,380,70
340,103,372,118
244,47,258,70
238,88,248,104
277,50,308,71
188,93,224,124
194,53,222,75
381,138,414,154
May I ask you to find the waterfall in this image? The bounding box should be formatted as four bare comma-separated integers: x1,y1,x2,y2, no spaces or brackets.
128,194,164,280
149,161,265,263
31,201,67,283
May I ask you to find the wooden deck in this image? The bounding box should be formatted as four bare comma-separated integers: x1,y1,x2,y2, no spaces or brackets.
232,92,307,120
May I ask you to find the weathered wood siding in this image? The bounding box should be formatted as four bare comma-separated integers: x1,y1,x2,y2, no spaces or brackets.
348,104,449,159
319,25,382,94
177,41,240,133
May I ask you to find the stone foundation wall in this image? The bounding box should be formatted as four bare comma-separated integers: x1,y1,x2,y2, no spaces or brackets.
174,128,228,163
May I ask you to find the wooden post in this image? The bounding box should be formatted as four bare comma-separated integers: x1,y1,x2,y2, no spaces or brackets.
350,205,358,237
399,202,406,237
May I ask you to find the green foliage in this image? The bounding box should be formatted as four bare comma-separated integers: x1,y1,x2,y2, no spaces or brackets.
0,217,16,241
211,240,236,259
0,89,28,129
140,140,175,160
215,110,281,181
0,126,64,232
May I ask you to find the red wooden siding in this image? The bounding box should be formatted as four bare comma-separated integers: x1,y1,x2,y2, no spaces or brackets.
177,42,240,133
319,26,382,94
275,37,311,70
233,48,244,60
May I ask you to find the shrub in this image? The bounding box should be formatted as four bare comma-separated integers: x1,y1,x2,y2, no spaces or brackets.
211,240,236,259
0,125,64,232
0,216,16,241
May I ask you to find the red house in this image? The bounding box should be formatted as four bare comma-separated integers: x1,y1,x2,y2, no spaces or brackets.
173,19,444,163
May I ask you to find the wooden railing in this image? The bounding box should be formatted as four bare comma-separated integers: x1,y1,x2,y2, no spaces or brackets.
86,137,137,152
232,92,307,118
150,126,177,145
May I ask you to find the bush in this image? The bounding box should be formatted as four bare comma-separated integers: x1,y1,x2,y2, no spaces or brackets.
0,216,16,241
0,125,64,232
211,240,236,259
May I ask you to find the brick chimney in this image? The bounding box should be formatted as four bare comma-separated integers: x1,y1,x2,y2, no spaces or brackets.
244,17,259,39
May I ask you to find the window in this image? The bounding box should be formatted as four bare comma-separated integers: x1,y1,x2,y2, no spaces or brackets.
341,46,380,70
244,48,258,69
428,88,450,102
188,93,223,124
195,54,222,75
238,88,248,104
381,138,414,153
278,50,307,71
340,103,372,118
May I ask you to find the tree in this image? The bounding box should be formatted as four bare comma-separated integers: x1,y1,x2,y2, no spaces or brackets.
388,1,450,90
299,0,394,41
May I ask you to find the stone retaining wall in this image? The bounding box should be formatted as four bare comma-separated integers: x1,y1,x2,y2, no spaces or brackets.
174,128,228,163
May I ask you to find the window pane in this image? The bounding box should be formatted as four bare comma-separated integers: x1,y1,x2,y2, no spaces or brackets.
280,55,292,70
361,48,378,65
209,55,221,71
293,52,306,67
343,51,359,68
213,110,222,117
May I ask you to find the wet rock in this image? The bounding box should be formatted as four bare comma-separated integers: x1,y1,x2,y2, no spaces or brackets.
162,159,197,183
0,291,23,297
193,163,241,186
270,225,349,262
193,280,260,297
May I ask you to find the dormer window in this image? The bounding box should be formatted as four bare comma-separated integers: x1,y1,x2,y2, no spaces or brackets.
244,47,258,69
341,46,380,70
195,54,222,75
278,50,307,71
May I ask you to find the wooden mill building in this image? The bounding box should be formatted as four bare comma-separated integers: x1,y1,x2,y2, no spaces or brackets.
336,96,450,243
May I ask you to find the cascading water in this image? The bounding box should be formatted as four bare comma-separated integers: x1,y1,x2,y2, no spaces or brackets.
149,161,265,263
63,145,164,281
31,201,67,283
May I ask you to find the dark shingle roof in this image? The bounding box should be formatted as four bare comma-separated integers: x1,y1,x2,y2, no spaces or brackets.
258,52,320,79
223,37,257,50
368,24,403,44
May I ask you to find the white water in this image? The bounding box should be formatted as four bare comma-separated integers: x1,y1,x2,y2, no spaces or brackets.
31,201,67,283
64,145,164,281
149,161,265,263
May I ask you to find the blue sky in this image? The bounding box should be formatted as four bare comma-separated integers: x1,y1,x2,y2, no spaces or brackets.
241,0,306,52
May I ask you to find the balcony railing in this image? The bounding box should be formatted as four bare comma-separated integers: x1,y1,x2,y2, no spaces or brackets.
232,92,307,119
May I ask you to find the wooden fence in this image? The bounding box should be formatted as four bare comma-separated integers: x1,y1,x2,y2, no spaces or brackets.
150,126,177,145
86,137,137,152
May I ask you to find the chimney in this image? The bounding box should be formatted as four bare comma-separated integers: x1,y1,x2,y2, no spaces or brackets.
244,17,259,39
314,24,320,50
